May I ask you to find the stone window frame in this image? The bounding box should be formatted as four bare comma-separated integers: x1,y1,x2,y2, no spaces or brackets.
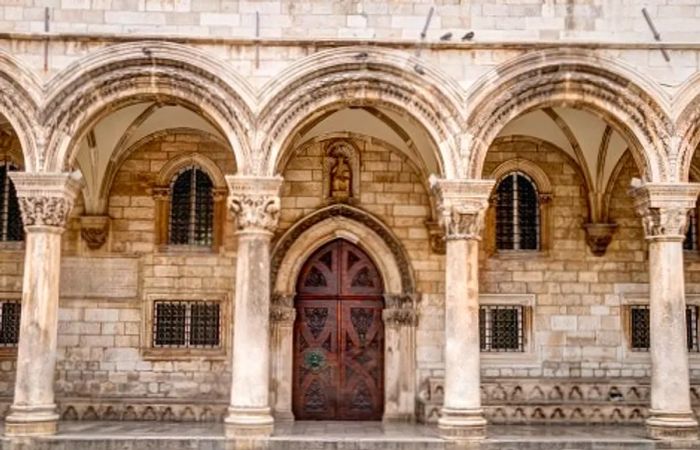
485,159,553,256
479,294,538,366
0,292,20,359
684,202,699,253
0,158,24,251
142,291,230,361
621,294,700,364
152,154,228,254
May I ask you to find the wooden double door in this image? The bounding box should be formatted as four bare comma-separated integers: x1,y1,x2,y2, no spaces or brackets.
293,239,384,420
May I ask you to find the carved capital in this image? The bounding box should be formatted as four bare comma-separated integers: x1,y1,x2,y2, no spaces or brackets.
583,223,617,257
429,176,494,241
629,180,700,240
9,172,82,230
151,187,170,201
425,220,446,254
80,215,110,250
270,294,296,324
226,175,283,233
382,308,418,327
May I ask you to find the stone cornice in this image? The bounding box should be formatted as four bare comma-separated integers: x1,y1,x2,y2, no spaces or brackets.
629,180,700,239
8,172,82,229
226,175,283,233
429,176,495,241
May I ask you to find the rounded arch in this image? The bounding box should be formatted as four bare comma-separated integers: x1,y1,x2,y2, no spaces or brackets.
256,46,466,178
489,158,553,196
42,41,256,174
0,50,43,172
156,151,227,189
271,204,416,296
466,49,672,183
673,73,700,182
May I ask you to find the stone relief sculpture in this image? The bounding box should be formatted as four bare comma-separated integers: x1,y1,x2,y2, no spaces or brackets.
324,140,359,203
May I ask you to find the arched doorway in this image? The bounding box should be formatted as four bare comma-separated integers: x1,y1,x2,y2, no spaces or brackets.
292,239,384,420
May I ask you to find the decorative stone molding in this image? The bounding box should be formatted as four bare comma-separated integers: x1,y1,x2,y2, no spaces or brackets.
583,223,617,256
429,176,495,240
226,175,283,233
8,172,82,229
629,180,700,239
425,220,445,254
382,308,418,327
270,293,295,324
80,215,110,250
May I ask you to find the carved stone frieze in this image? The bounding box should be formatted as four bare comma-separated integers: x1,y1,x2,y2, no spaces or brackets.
629,180,700,239
583,223,617,257
8,172,82,229
80,215,110,250
429,176,495,241
226,175,283,232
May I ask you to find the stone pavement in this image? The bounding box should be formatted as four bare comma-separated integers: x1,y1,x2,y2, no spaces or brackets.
0,421,699,450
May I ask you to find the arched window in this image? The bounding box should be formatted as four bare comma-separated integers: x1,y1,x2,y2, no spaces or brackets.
0,162,23,242
168,166,214,246
495,172,539,250
685,205,698,251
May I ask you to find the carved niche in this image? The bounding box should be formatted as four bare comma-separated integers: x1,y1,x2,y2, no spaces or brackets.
323,140,360,204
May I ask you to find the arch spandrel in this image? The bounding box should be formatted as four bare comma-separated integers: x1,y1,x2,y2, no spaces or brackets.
465,50,673,183
41,42,256,175
255,46,466,179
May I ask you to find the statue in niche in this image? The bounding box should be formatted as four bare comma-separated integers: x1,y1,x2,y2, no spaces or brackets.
329,153,352,200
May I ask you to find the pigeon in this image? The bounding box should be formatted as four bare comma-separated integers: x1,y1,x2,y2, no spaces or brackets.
440,32,452,41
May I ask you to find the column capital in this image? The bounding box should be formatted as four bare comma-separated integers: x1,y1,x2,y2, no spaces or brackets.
629,180,700,240
429,176,495,240
226,175,283,233
8,172,82,230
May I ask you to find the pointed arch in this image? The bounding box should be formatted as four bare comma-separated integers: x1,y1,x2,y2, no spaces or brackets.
42,41,256,174
465,50,672,183
256,46,466,178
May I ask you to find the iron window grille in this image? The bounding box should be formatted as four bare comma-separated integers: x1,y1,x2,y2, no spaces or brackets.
153,300,221,348
479,305,524,352
0,163,23,242
168,166,214,246
629,304,699,352
685,208,698,251
496,172,539,251
0,300,20,347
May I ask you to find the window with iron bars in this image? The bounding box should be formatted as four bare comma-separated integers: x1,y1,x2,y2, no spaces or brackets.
0,163,23,242
168,166,214,246
629,304,699,352
685,208,698,251
0,300,20,347
495,172,539,251
479,305,524,352
153,300,221,348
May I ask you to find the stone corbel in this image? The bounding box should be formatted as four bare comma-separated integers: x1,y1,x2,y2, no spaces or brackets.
80,215,111,250
425,220,446,255
8,172,82,230
429,176,495,240
629,179,700,240
583,222,617,257
226,175,283,233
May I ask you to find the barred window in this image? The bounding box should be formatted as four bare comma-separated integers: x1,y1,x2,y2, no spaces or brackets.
153,300,220,348
496,172,539,250
480,305,524,352
0,300,20,346
629,305,699,352
169,167,214,246
685,208,698,251
0,163,23,242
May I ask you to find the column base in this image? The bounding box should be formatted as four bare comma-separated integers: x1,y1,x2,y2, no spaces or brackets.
4,404,59,437
646,410,699,440
224,406,274,439
438,407,487,440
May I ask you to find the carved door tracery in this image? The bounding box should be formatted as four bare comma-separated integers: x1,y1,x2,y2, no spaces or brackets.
293,239,384,420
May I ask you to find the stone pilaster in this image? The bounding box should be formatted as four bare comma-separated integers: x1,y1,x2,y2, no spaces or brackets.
269,293,296,421
224,175,282,439
5,172,81,437
429,176,494,440
630,180,700,441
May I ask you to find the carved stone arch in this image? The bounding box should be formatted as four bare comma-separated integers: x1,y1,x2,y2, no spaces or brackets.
156,152,227,190
42,41,255,174
673,73,700,182
489,158,553,196
269,204,418,422
271,204,416,296
466,50,672,183
256,46,466,178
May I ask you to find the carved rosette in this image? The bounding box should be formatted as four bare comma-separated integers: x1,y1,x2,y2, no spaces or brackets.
629,180,700,241
226,175,283,233
429,176,494,241
8,172,82,230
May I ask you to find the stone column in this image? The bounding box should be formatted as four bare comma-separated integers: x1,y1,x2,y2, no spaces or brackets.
5,173,81,437
270,293,296,420
430,176,494,440
630,180,700,440
224,175,282,438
